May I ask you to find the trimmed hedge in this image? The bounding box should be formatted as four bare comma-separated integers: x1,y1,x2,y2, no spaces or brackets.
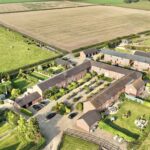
72,30,150,53
20,108,33,116
0,54,62,80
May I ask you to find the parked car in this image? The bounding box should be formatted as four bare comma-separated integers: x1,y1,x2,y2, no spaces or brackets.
46,112,57,120
32,104,42,111
68,112,78,119
40,100,49,106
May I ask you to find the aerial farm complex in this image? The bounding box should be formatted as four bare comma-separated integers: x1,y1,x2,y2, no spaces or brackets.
0,0,150,150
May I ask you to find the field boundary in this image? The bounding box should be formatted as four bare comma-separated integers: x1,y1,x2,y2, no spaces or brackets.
73,30,150,53
0,4,96,14
0,23,67,54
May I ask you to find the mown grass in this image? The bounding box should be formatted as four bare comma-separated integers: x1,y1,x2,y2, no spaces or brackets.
12,76,38,93
60,134,99,150
99,101,150,142
138,133,150,150
0,26,59,73
0,123,11,136
0,122,45,150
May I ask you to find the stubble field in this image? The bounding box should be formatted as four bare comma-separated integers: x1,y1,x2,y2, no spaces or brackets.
0,5,150,52
0,1,93,13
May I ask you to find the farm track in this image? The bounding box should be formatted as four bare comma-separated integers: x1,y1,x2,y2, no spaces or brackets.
0,5,150,52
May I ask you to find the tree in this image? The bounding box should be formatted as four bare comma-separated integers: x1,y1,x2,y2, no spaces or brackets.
26,118,41,143
17,69,24,78
11,88,21,99
17,116,28,142
6,111,19,127
17,116,41,143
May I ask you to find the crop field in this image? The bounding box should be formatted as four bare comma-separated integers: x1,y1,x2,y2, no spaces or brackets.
0,0,49,3
0,26,59,73
0,6,150,52
0,1,93,13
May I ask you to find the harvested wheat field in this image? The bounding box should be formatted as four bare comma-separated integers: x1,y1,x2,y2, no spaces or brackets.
0,5,150,52
0,1,93,13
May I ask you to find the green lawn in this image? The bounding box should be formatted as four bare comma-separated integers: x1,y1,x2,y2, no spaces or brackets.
115,48,133,54
0,27,59,73
60,134,99,150
0,0,49,3
0,123,11,136
30,71,49,80
139,133,150,150
0,122,45,150
0,133,20,150
12,77,37,93
72,0,150,11
99,100,150,142
112,101,150,135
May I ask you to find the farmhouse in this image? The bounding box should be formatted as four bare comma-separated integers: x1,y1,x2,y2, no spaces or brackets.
125,78,145,96
76,110,100,132
15,92,41,108
83,71,143,113
32,60,91,95
80,48,99,59
99,49,150,71
90,60,131,79
55,58,70,68
134,51,150,58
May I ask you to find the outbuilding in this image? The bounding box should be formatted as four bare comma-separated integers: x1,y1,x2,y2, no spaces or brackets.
76,110,101,132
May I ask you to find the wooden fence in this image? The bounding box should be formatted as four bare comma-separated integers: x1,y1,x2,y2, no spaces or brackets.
64,128,121,150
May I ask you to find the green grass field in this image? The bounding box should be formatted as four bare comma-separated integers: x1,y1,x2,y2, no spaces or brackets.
139,133,150,150
60,134,99,150
0,0,49,3
99,100,150,142
12,72,48,92
0,27,59,73
0,122,45,150
72,0,150,11
112,101,150,136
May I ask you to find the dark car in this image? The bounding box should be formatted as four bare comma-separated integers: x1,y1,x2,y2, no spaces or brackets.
32,104,42,111
46,112,56,120
68,112,78,119
40,101,49,106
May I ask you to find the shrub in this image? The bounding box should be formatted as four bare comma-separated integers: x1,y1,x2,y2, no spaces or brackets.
74,52,80,57
20,108,33,116
76,102,83,111
124,0,132,3
0,100,4,105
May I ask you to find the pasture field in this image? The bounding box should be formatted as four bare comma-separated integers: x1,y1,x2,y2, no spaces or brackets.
0,26,59,73
73,0,150,11
0,1,93,13
0,5,149,52
60,134,99,150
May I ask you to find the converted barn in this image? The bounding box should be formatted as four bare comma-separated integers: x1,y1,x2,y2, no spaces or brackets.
76,110,100,132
